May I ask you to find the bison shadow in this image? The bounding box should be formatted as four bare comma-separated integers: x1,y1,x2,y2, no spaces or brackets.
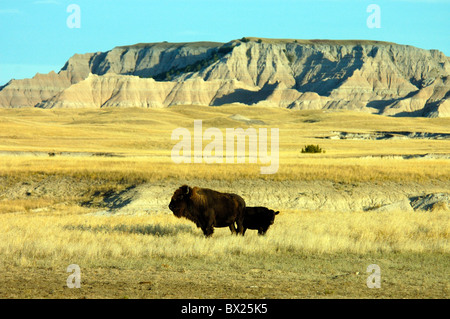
81,185,136,211
64,223,195,237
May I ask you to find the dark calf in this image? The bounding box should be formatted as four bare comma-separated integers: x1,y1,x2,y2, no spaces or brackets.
242,206,279,235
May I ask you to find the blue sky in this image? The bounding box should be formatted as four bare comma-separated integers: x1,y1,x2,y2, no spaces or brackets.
1,0,449,85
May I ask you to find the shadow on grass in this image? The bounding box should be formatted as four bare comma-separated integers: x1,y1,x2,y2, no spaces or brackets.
64,223,196,237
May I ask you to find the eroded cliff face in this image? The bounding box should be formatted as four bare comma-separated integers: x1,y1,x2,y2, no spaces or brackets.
0,42,220,109
0,53,95,108
1,38,449,117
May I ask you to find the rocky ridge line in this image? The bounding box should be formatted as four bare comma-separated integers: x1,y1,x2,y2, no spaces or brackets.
1,38,449,117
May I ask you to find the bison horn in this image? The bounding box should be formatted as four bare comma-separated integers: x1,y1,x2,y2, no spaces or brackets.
181,185,190,195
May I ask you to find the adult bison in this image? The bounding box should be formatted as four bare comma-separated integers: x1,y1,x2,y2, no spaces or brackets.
168,185,246,237
242,206,280,235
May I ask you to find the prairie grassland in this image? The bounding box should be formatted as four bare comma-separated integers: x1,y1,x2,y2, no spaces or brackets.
0,209,448,298
1,106,449,186
0,106,449,185
1,155,449,184
1,209,447,266
1,106,449,156
0,106,449,298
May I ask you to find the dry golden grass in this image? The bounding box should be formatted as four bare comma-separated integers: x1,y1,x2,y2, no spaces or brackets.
0,209,447,269
0,106,449,156
0,106,448,298
0,106,448,186
1,207,448,298
0,155,449,184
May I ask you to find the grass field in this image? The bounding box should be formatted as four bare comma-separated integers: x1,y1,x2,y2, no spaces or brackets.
0,209,448,298
1,106,449,157
0,105,449,298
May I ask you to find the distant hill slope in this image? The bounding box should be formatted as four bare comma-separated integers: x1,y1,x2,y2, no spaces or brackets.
1,37,449,117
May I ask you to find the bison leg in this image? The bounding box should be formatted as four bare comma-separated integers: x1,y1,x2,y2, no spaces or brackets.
197,210,215,237
235,216,245,235
229,222,238,235
202,225,214,237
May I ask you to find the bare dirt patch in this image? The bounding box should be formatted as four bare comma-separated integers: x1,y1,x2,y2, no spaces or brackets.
88,179,449,215
1,253,447,299
1,173,448,215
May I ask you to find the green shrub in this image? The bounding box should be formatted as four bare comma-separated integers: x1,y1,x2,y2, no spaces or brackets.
301,144,325,154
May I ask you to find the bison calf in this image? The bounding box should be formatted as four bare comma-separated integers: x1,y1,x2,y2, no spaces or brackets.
169,185,246,237
242,206,279,235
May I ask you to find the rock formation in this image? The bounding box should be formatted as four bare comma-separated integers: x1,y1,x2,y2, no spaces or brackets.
1,37,449,117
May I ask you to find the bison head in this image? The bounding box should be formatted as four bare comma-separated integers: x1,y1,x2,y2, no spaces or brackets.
169,185,192,218
258,209,280,235
269,210,280,225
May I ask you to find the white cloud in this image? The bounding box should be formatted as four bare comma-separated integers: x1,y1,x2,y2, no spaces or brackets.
0,9,21,14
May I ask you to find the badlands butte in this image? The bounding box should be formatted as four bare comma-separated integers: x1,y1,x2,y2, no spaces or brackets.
1,37,450,117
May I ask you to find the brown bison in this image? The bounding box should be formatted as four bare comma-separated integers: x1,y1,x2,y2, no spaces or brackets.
168,185,246,237
242,206,280,235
